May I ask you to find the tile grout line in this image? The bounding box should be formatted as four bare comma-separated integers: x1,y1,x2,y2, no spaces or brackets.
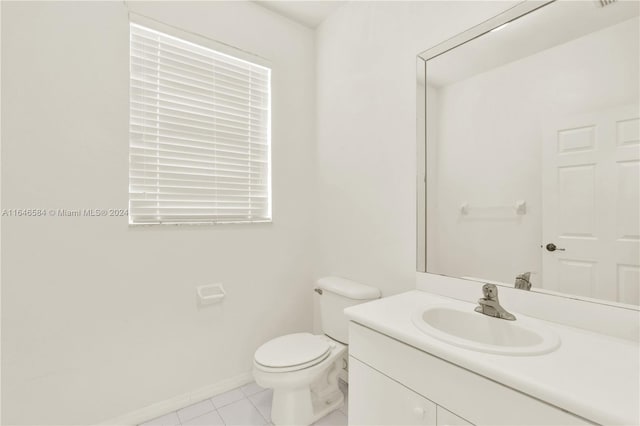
177,403,227,426
176,398,219,426
205,396,226,426
216,405,227,426
244,390,270,425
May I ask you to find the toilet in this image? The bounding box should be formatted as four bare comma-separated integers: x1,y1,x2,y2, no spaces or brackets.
253,276,380,426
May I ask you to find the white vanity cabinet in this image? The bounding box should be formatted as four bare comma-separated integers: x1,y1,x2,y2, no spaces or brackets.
348,322,593,426
436,407,472,426
350,356,472,426
349,356,437,425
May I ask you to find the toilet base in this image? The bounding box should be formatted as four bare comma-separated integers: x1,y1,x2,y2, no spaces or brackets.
271,386,343,426
254,338,346,426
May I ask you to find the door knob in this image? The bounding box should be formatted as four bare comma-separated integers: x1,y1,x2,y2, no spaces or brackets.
545,243,565,252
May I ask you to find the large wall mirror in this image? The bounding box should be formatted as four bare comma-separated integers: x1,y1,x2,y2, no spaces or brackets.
417,0,640,307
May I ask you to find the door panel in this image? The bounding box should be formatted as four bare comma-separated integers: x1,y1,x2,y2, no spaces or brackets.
542,105,640,304
557,164,596,238
617,264,640,305
616,161,639,239
557,125,596,153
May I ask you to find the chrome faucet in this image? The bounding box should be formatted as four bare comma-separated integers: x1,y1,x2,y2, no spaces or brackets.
474,284,516,321
514,272,532,290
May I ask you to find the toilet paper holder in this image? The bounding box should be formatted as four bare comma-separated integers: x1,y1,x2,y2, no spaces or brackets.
196,283,226,305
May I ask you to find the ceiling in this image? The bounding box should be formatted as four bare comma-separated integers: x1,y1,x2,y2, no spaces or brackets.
255,1,345,28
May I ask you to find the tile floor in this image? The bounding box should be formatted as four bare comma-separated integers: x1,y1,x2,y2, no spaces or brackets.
140,380,348,426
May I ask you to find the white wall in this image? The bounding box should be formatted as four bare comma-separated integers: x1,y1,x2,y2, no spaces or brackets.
1,2,315,424
430,17,639,287
0,1,3,421
314,1,517,298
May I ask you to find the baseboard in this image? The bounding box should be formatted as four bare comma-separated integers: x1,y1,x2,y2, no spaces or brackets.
97,371,254,426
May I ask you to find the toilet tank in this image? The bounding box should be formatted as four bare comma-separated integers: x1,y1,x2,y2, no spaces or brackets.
317,276,380,344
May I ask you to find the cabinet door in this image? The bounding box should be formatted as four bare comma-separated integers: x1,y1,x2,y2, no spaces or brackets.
437,406,473,426
349,356,436,426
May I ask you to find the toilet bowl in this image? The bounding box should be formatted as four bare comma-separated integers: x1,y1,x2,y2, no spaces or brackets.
252,277,380,426
253,333,346,425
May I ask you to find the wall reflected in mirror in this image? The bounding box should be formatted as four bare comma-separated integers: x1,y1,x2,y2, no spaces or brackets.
422,1,640,306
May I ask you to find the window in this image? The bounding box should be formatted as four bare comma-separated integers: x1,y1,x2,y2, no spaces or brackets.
129,22,271,224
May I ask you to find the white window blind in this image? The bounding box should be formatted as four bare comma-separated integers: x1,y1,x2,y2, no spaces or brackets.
129,23,271,224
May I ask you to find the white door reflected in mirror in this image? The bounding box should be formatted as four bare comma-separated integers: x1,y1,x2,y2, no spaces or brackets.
542,106,640,305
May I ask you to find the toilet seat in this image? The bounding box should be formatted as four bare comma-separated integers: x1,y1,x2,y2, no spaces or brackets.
254,333,332,372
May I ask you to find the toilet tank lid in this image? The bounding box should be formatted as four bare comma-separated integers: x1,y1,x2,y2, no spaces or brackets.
317,276,380,300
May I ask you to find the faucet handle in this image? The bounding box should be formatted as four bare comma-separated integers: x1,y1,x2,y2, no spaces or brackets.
482,283,499,300
514,272,532,290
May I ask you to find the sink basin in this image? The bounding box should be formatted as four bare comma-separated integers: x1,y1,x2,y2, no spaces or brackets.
411,305,560,356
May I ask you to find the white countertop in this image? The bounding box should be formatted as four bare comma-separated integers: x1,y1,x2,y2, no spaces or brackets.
344,290,640,426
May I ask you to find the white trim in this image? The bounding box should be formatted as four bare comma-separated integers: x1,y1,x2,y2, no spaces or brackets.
96,371,254,426
416,1,553,62
0,0,3,421
128,12,271,70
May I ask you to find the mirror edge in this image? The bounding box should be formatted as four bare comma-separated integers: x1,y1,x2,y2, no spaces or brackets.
416,56,426,272
417,1,553,62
